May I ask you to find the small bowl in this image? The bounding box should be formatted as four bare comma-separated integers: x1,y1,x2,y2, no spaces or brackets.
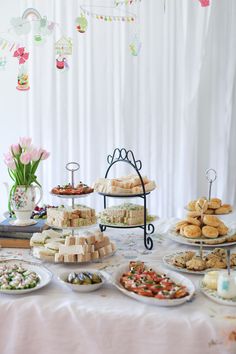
58,269,105,292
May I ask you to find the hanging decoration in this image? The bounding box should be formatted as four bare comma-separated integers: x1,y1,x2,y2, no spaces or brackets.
55,36,72,71
77,2,140,56
13,47,30,91
79,5,136,23
0,54,7,70
10,8,55,45
199,0,210,6
129,34,142,56
75,14,88,33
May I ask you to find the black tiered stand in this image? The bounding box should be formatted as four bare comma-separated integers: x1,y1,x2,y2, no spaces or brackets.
98,148,155,250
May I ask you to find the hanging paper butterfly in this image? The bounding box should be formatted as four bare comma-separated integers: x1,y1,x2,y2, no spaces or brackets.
13,47,29,64
199,0,210,7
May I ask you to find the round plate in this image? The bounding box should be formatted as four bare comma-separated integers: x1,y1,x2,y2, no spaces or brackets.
112,263,195,306
46,222,97,230
166,229,236,248
163,250,236,275
0,259,52,294
58,269,105,292
200,280,236,306
50,192,93,199
9,219,38,226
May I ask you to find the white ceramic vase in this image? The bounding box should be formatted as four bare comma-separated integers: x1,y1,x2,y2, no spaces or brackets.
11,185,43,225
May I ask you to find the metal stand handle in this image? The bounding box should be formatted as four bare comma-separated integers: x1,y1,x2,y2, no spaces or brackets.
205,168,217,201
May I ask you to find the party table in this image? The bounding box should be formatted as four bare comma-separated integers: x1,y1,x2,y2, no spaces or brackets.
0,219,236,354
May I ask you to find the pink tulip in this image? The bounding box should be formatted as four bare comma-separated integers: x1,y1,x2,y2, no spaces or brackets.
20,152,31,165
11,144,20,155
19,137,32,149
39,149,50,160
3,153,16,170
5,159,16,170
30,148,41,161
199,0,210,7
4,152,12,161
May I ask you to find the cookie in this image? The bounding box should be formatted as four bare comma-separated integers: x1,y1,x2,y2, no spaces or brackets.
208,198,222,209
187,200,196,211
203,215,221,227
217,222,229,236
185,217,201,226
202,226,219,238
206,257,226,269
215,204,232,215
183,225,202,238
186,256,206,271
195,198,208,213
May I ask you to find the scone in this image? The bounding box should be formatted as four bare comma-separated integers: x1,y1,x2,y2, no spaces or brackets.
187,200,197,211
217,222,229,236
186,256,206,271
183,225,202,238
215,204,232,215
185,216,201,226
175,220,189,232
203,215,221,227
206,257,226,269
208,198,222,209
186,211,201,218
204,209,214,215
202,226,219,239
195,198,208,213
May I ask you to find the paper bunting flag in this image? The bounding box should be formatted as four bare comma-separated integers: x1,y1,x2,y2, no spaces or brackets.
80,5,136,22
13,47,29,65
199,0,210,6
115,0,141,6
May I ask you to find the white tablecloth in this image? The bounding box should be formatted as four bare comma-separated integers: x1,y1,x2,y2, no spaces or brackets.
0,218,236,354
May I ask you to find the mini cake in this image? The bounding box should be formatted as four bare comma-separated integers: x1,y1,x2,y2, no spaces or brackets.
47,205,96,228
16,73,30,91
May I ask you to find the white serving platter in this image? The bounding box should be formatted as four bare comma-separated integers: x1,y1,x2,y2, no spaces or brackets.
166,229,236,248
112,263,195,307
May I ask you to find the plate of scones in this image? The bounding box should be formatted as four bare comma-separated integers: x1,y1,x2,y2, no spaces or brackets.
168,214,236,246
163,248,236,275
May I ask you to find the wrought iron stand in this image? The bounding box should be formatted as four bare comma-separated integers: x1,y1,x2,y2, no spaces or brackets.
98,148,155,250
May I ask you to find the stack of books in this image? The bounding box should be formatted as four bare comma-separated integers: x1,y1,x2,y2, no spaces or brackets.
0,219,49,248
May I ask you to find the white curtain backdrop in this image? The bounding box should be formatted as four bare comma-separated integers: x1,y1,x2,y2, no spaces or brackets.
0,0,236,218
